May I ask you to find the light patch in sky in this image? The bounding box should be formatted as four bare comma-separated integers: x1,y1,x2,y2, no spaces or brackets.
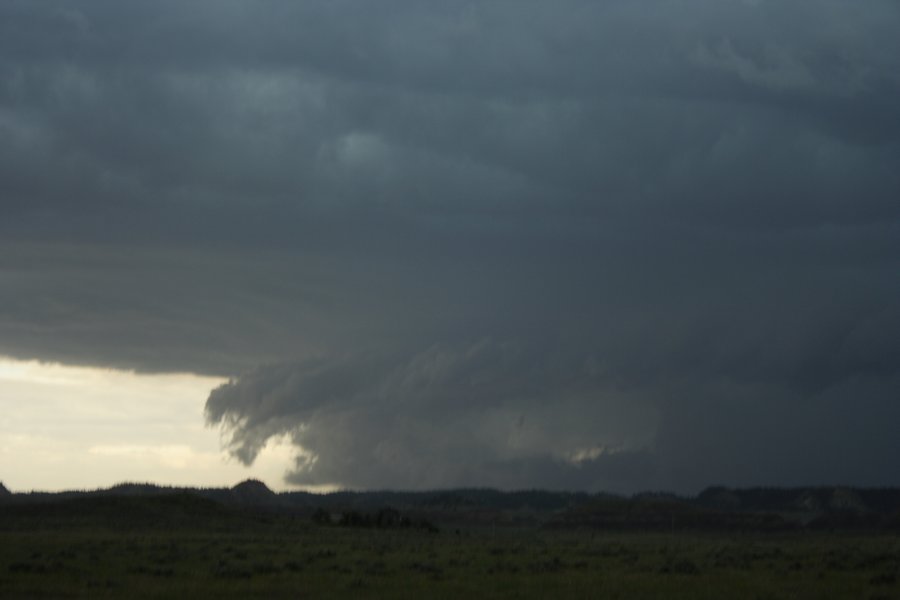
0,357,299,492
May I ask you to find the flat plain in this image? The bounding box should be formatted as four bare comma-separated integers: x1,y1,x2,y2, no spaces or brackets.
1,494,898,599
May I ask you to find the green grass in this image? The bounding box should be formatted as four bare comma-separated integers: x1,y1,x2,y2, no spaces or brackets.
1,504,898,599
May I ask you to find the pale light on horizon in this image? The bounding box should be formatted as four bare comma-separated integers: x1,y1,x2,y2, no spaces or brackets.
0,356,317,493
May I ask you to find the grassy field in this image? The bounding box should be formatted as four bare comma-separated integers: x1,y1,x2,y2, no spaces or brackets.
1,498,899,598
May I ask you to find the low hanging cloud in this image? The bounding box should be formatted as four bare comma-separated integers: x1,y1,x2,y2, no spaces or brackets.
206,340,660,491
206,301,900,492
1,0,899,491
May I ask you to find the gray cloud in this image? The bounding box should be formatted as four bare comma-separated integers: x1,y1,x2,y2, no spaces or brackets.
2,0,899,491
3,0,899,233
205,340,660,491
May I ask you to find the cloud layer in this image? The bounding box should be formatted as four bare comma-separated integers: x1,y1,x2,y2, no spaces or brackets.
2,0,899,491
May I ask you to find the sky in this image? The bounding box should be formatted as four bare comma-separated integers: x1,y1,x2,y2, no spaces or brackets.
1,0,898,494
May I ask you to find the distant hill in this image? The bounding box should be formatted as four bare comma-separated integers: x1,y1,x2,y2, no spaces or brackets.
697,486,900,516
229,479,282,508
0,490,233,531
547,486,900,532
2,481,898,531
108,482,171,496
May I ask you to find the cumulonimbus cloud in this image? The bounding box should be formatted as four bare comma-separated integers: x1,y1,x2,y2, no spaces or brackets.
1,0,899,491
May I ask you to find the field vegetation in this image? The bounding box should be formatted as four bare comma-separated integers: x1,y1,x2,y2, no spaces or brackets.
1,492,898,599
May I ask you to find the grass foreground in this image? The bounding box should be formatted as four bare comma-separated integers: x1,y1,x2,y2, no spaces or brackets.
1,494,898,599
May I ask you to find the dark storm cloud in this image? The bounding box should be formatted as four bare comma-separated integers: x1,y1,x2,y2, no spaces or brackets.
3,0,899,232
205,340,659,491
2,0,899,491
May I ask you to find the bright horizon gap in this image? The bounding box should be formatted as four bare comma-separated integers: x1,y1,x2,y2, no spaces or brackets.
0,356,338,494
